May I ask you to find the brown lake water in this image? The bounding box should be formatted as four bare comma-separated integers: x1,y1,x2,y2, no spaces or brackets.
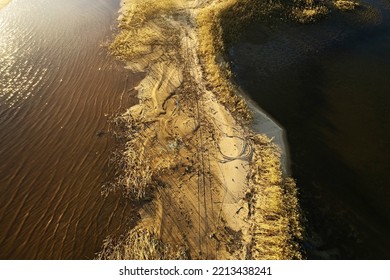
0,0,139,259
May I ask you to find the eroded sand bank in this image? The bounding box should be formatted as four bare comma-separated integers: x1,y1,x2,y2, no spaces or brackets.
98,0,305,260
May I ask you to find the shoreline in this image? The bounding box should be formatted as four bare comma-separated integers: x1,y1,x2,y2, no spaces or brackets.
98,0,303,260
242,90,291,176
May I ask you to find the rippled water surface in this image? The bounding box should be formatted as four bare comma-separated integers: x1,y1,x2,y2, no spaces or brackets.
0,0,139,259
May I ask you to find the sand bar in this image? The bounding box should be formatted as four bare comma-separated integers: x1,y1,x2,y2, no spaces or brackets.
98,0,304,260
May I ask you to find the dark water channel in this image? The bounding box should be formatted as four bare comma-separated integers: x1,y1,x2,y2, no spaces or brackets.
0,0,139,259
230,1,390,259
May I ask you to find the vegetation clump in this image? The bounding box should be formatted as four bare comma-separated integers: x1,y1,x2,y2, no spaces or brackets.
333,0,360,11
292,5,329,23
246,135,302,259
97,226,188,260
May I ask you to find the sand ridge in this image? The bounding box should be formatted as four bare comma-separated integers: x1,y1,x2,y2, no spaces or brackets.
98,0,303,260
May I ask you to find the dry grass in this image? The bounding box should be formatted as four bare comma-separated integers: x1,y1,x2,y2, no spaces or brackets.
291,0,360,23
333,0,359,11
109,0,181,63
118,0,178,28
196,0,281,123
246,135,302,259
292,6,328,23
97,225,188,260
111,111,180,200
110,113,155,199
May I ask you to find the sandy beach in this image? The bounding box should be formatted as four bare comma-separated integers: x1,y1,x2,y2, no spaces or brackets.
97,0,305,260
